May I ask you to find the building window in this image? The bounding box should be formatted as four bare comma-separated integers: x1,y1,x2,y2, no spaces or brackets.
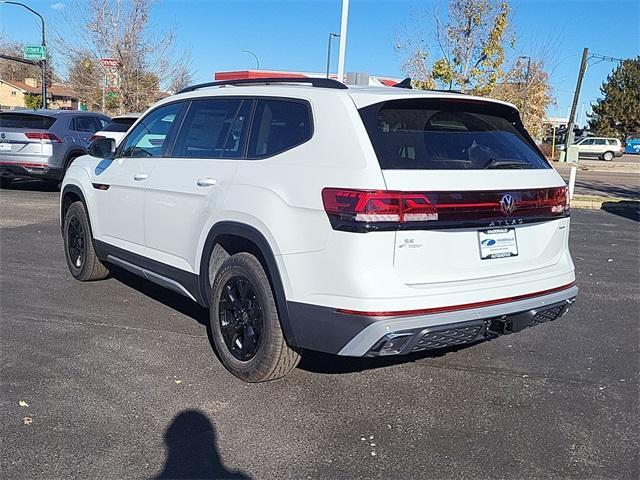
11,91,17,96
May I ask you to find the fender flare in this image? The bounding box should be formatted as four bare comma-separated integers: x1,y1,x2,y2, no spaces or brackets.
60,183,87,230
199,221,298,347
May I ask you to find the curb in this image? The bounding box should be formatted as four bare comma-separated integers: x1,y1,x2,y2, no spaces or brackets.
571,196,639,211
551,161,639,175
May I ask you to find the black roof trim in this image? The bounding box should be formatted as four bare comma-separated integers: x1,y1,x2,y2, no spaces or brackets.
177,77,348,94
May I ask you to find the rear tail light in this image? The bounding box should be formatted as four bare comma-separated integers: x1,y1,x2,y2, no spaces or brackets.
25,132,61,143
90,134,105,142
551,185,570,214
322,187,569,232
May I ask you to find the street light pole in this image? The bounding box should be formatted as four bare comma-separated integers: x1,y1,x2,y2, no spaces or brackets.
518,56,531,122
326,33,340,78
242,50,260,70
1,1,47,109
336,0,349,83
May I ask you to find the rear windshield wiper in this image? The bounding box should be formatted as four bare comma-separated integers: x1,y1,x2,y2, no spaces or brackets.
485,159,532,169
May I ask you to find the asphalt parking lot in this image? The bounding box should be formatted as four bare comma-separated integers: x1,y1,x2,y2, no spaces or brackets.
1,184,638,479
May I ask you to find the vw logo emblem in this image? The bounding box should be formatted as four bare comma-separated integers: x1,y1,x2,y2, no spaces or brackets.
0,133,5,139
500,194,516,215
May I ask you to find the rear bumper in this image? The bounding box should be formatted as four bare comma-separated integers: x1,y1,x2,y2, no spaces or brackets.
287,285,578,356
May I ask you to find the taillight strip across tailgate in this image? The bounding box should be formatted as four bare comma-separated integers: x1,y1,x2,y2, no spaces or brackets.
322,187,569,232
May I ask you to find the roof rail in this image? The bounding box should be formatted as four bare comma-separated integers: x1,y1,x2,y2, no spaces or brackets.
177,77,348,94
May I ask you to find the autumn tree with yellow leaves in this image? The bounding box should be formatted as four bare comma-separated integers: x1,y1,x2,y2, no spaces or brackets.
396,0,553,137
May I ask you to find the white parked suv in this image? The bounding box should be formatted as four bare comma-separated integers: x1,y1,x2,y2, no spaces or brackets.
560,136,623,161
60,78,578,382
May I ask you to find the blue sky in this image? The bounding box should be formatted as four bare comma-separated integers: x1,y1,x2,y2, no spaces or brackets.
1,0,638,125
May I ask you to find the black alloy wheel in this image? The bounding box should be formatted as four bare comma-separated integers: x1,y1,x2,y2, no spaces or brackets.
218,276,263,361
67,215,86,270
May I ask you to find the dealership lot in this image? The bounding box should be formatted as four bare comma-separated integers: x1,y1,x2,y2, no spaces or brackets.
1,186,638,479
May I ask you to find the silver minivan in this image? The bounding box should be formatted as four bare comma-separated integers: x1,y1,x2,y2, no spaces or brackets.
0,110,110,187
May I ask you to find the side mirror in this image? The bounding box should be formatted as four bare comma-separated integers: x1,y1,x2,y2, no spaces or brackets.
89,137,116,159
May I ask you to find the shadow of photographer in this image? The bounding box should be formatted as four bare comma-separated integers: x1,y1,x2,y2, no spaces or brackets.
156,409,250,480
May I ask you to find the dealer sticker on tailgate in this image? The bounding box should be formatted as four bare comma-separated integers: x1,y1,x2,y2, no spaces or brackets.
478,228,518,259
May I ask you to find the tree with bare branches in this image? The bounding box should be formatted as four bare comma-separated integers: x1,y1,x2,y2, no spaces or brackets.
493,60,553,137
51,0,191,114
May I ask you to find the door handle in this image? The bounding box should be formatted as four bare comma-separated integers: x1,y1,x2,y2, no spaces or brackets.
133,173,148,181
196,178,217,187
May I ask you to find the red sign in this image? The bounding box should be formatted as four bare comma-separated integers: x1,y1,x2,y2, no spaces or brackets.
100,58,119,68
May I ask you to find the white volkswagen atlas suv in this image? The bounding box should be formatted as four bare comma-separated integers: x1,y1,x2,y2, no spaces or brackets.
60,77,578,382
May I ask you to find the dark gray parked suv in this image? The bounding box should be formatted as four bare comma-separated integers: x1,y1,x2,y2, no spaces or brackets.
0,110,110,187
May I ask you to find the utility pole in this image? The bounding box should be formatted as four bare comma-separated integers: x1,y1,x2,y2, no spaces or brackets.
336,0,349,83
563,47,589,160
326,33,340,78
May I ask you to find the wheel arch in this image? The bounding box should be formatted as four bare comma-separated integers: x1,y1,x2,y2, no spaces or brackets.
60,184,87,231
199,221,298,347
62,148,88,178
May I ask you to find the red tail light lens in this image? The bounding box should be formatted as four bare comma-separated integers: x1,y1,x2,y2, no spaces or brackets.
25,132,61,143
322,190,402,223
90,134,105,142
322,187,569,232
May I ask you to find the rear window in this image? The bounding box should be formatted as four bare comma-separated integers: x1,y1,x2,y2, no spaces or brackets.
102,117,138,133
0,113,56,129
359,99,549,170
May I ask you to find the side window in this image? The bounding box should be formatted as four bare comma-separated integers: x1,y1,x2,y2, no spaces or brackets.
606,139,617,145
72,116,100,133
120,103,183,158
581,138,594,145
594,139,606,145
173,98,247,158
222,100,252,158
247,99,312,158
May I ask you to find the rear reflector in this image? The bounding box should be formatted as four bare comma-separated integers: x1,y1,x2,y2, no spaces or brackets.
322,186,569,232
337,282,576,317
25,132,61,143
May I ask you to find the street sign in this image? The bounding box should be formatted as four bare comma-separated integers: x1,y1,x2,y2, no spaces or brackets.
23,45,46,61
100,58,119,68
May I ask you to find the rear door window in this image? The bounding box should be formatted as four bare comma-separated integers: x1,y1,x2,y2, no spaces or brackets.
594,139,606,146
173,98,249,158
358,99,549,170
0,113,56,129
247,99,312,158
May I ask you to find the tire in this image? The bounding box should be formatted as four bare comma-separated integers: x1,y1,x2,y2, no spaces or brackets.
209,252,300,382
63,201,110,281
602,151,614,161
0,177,13,189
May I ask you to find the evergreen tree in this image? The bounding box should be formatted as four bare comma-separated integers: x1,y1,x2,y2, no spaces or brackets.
588,57,640,140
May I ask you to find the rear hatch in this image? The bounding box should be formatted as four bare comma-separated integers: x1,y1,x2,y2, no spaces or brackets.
356,97,569,286
0,112,58,162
